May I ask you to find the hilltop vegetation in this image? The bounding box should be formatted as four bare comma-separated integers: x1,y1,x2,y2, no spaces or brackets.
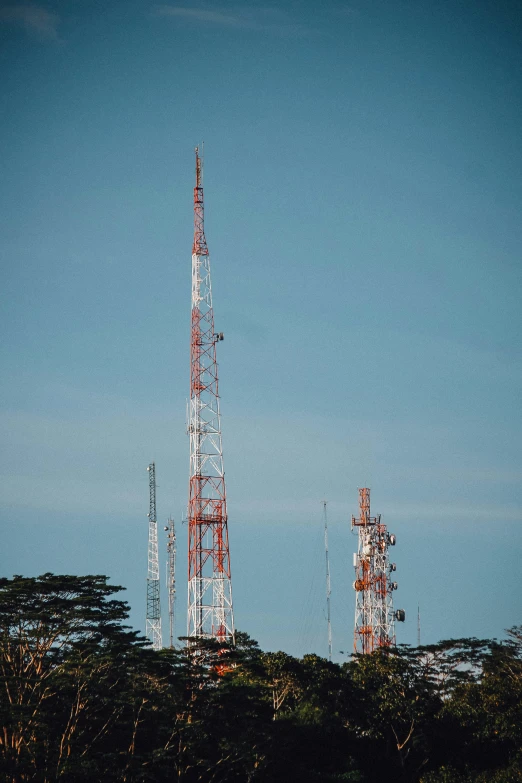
0,574,521,782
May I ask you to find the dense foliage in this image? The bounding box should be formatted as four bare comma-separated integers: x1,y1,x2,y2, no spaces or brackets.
1,574,520,782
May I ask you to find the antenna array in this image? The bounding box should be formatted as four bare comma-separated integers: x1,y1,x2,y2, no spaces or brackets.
352,488,404,653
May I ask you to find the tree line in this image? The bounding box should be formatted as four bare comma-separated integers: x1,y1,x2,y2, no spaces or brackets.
0,574,520,782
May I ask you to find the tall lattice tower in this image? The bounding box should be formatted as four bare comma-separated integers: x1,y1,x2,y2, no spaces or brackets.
165,517,176,648
352,488,404,654
187,146,234,644
146,462,162,650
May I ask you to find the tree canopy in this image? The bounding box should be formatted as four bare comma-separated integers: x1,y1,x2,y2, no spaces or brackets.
1,574,520,782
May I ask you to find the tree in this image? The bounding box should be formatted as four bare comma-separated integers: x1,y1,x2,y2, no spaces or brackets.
427,629,522,782
260,651,302,719
0,573,144,782
2,573,519,783
343,646,443,782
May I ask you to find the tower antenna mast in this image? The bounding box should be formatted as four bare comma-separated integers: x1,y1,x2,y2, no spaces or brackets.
166,517,176,648
323,501,333,661
187,146,234,644
146,462,162,650
352,488,404,653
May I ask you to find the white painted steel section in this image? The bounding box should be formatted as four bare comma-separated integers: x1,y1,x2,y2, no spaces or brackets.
146,463,162,651
166,517,176,648
353,510,396,653
187,242,234,642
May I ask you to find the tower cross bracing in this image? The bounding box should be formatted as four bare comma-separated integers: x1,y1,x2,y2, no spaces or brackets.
146,462,162,650
166,517,176,649
187,146,234,644
352,488,403,654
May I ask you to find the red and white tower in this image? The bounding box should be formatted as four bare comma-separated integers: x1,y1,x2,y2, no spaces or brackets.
187,147,234,644
352,488,404,654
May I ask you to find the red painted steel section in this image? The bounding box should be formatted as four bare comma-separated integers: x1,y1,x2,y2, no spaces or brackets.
187,147,232,640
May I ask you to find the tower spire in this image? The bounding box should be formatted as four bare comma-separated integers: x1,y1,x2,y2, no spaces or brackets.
187,147,234,644
146,462,162,650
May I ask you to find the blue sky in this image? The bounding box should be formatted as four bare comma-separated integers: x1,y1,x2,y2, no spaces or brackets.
1,0,521,659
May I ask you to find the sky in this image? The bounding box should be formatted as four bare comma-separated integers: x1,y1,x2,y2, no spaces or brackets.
1,0,521,660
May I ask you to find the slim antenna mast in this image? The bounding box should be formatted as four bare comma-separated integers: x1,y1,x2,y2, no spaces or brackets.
146,462,162,650
165,518,176,648
187,146,234,644
323,501,333,661
417,604,421,647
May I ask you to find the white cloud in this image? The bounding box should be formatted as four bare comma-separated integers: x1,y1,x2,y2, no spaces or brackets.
0,473,144,516
0,4,60,40
0,403,186,516
383,501,522,524
229,497,522,525
155,6,246,27
154,4,310,35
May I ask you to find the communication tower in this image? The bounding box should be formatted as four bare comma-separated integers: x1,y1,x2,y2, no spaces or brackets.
323,501,333,661
352,488,404,654
146,462,162,650
165,518,176,648
187,146,234,644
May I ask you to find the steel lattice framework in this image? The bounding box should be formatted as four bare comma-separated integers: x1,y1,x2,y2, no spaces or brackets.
146,462,162,650
352,488,403,654
187,147,234,644
166,517,176,648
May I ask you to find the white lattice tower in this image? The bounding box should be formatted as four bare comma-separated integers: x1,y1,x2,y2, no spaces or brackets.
146,462,162,650
166,517,176,648
187,146,234,644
